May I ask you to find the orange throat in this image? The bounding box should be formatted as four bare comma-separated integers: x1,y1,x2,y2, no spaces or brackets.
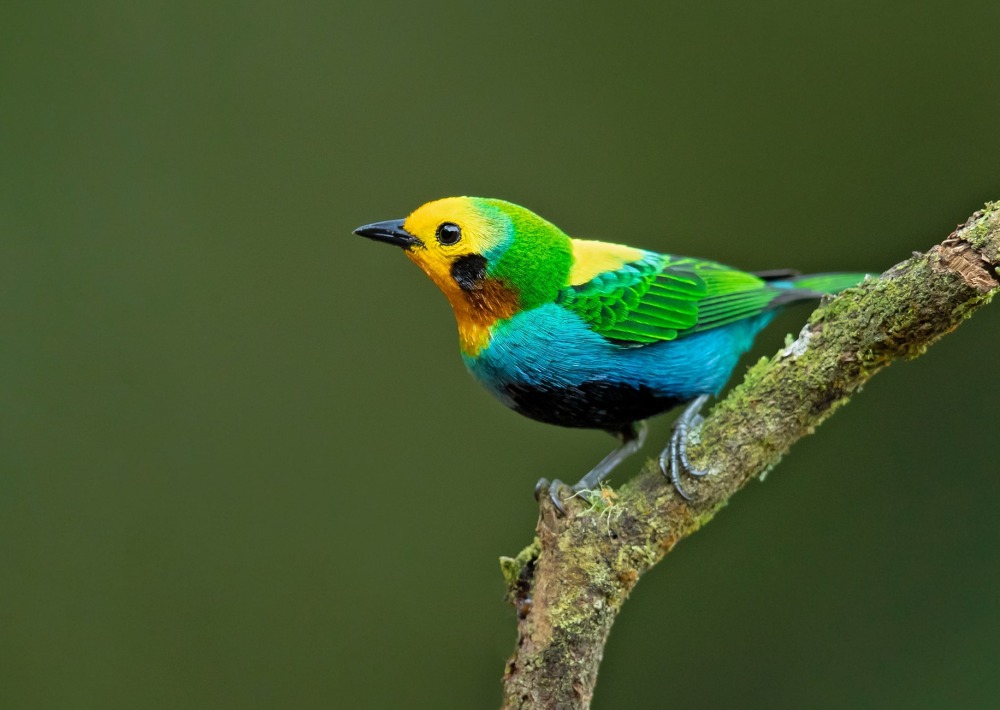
407,252,519,356
449,279,520,356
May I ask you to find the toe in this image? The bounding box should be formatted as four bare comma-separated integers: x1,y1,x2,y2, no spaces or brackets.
547,480,568,516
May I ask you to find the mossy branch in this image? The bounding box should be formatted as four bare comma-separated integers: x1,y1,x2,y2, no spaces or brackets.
498,202,1000,710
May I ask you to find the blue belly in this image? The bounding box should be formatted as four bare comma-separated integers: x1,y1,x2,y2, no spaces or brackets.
463,303,774,430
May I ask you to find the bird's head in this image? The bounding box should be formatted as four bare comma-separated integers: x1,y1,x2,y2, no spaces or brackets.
354,197,573,354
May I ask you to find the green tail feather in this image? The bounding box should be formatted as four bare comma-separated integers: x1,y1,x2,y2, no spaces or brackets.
787,272,871,295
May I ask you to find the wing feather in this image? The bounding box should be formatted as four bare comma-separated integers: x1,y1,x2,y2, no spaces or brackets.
556,245,788,345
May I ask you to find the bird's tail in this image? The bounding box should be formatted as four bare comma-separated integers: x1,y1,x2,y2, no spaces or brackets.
759,271,872,307
784,272,872,294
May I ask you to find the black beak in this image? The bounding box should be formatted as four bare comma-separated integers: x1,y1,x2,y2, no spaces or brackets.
353,219,423,249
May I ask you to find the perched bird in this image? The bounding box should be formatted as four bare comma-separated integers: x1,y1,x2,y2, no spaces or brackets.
354,197,866,511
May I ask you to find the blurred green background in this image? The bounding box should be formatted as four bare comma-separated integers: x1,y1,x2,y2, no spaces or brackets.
3,1,999,708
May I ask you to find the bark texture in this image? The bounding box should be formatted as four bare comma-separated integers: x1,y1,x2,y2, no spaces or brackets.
499,202,1000,710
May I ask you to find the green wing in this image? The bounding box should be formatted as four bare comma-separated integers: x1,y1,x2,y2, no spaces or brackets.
556,253,782,344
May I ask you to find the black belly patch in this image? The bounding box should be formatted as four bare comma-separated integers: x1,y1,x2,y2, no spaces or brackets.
501,380,681,431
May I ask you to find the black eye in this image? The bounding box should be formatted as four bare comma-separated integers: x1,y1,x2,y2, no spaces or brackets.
436,222,462,246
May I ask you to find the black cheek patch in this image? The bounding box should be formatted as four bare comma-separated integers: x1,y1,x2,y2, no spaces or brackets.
451,254,488,291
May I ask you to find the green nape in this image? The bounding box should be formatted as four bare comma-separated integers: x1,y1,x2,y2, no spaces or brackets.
484,199,574,311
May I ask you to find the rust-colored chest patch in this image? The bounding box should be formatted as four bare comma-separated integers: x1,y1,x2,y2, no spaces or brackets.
449,279,520,356
406,249,520,355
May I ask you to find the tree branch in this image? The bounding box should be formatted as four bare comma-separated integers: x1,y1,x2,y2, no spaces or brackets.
498,202,1000,710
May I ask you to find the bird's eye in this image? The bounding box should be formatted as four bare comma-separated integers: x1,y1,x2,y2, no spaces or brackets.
436,222,462,246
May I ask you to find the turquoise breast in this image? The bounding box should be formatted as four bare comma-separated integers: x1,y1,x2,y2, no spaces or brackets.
461,303,773,430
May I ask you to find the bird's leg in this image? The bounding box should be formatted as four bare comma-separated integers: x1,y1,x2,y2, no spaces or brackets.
572,421,649,492
658,394,711,500
535,421,648,515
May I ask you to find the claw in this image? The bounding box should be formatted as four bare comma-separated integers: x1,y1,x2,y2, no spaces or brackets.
659,395,711,500
548,480,568,515
676,417,709,479
534,477,568,516
533,422,648,517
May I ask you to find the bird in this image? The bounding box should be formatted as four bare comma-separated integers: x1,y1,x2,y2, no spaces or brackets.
354,197,867,512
